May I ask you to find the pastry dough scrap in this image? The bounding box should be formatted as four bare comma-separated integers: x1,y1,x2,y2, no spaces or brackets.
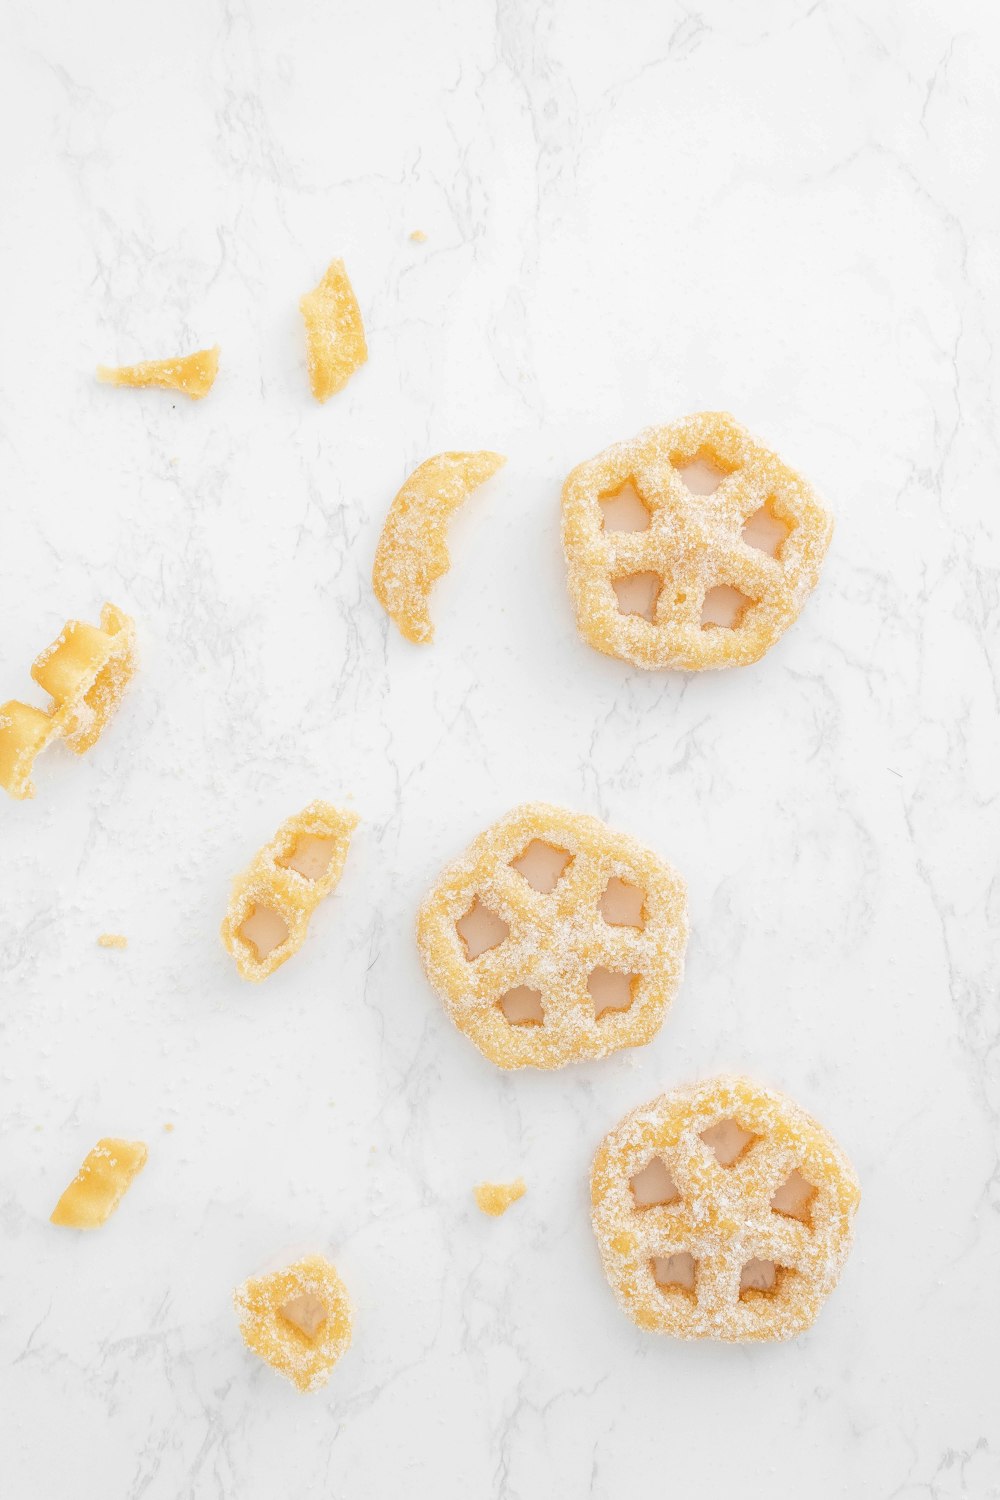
417,803,688,1070
561,411,833,670
591,1076,860,1342
221,801,358,981
98,933,128,949
0,604,136,800
300,259,367,401
50,1138,148,1229
97,346,219,399
474,1178,526,1216
234,1254,352,1393
372,451,506,644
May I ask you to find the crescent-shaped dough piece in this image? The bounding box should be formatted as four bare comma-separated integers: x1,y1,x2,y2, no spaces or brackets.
299,259,367,401
97,347,219,399
372,451,506,643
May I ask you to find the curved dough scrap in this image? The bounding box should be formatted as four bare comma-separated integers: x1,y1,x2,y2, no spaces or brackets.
221,801,358,981
474,1178,526,1216
372,451,506,644
561,410,833,670
0,603,137,800
50,1138,148,1229
590,1075,860,1342
234,1253,353,1393
417,802,688,1069
97,346,219,399
300,259,368,401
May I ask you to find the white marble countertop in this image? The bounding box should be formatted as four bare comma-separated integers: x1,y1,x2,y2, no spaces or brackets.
1,1,998,1496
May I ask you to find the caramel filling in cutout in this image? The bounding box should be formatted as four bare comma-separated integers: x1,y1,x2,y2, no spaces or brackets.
498,987,544,1025
599,480,651,533
653,1251,697,1293
673,450,731,496
701,585,754,629
742,500,791,558
588,967,637,1018
280,1292,328,1341
599,877,645,928
629,1157,679,1208
278,835,336,882
240,906,290,961
456,900,509,960
510,840,572,893
700,1118,758,1167
770,1169,817,1224
613,572,662,622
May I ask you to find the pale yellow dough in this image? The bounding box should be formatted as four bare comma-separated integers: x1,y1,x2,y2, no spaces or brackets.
50,1138,148,1229
300,259,367,401
474,1179,526,1216
97,346,219,399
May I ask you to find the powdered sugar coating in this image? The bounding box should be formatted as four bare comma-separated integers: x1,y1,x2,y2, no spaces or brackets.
234,1254,352,1394
417,803,688,1070
561,411,833,670
591,1075,860,1342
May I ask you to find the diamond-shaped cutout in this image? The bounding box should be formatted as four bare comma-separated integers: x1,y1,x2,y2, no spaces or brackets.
700,584,753,630
279,1292,328,1341
673,449,733,495
652,1251,696,1293
239,905,290,962
700,1119,758,1167
588,967,637,1018
599,479,651,533
770,1169,816,1224
599,877,645,929
629,1156,679,1208
742,500,791,558
613,572,661,622
739,1259,788,1300
498,986,544,1026
456,900,509,960
277,834,336,881
510,840,572,894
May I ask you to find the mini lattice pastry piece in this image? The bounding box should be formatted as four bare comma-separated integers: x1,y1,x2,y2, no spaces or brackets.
591,1076,860,1342
300,259,367,401
234,1254,352,1393
474,1178,526,1216
221,801,358,981
561,411,833,670
372,451,506,644
417,803,688,1070
0,604,136,799
97,346,219,399
50,1138,148,1229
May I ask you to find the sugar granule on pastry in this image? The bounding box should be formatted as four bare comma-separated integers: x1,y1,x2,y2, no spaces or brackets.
474,1179,526,1216
561,411,832,670
590,1075,860,1342
0,604,136,800
299,259,367,401
97,346,219,399
234,1254,352,1393
417,802,688,1070
50,1138,148,1229
372,451,506,644
221,801,358,981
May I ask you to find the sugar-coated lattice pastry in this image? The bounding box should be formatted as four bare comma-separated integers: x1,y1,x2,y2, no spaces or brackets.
221,801,358,981
50,1138,148,1229
591,1076,860,1342
0,603,136,800
234,1254,352,1393
300,259,367,401
561,411,833,670
372,451,507,644
474,1179,526,1216
97,346,219,399
417,803,688,1070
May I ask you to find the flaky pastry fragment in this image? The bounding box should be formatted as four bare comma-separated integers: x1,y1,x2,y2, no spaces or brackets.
299,259,367,401
97,346,219,399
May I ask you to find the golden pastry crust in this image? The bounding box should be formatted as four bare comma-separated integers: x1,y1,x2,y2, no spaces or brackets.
220,801,358,981
234,1254,352,1393
299,259,367,401
417,803,688,1070
97,346,219,399
0,604,136,799
561,411,833,670
474,1179,526,1216
50,1138,148,1228
591,1076,860,1342
372,451,506,644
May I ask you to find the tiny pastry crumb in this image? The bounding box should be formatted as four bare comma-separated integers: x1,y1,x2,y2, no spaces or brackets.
409,230,428,243
474,1178,526,1217
163,1122,175,1133
98,933,128,949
